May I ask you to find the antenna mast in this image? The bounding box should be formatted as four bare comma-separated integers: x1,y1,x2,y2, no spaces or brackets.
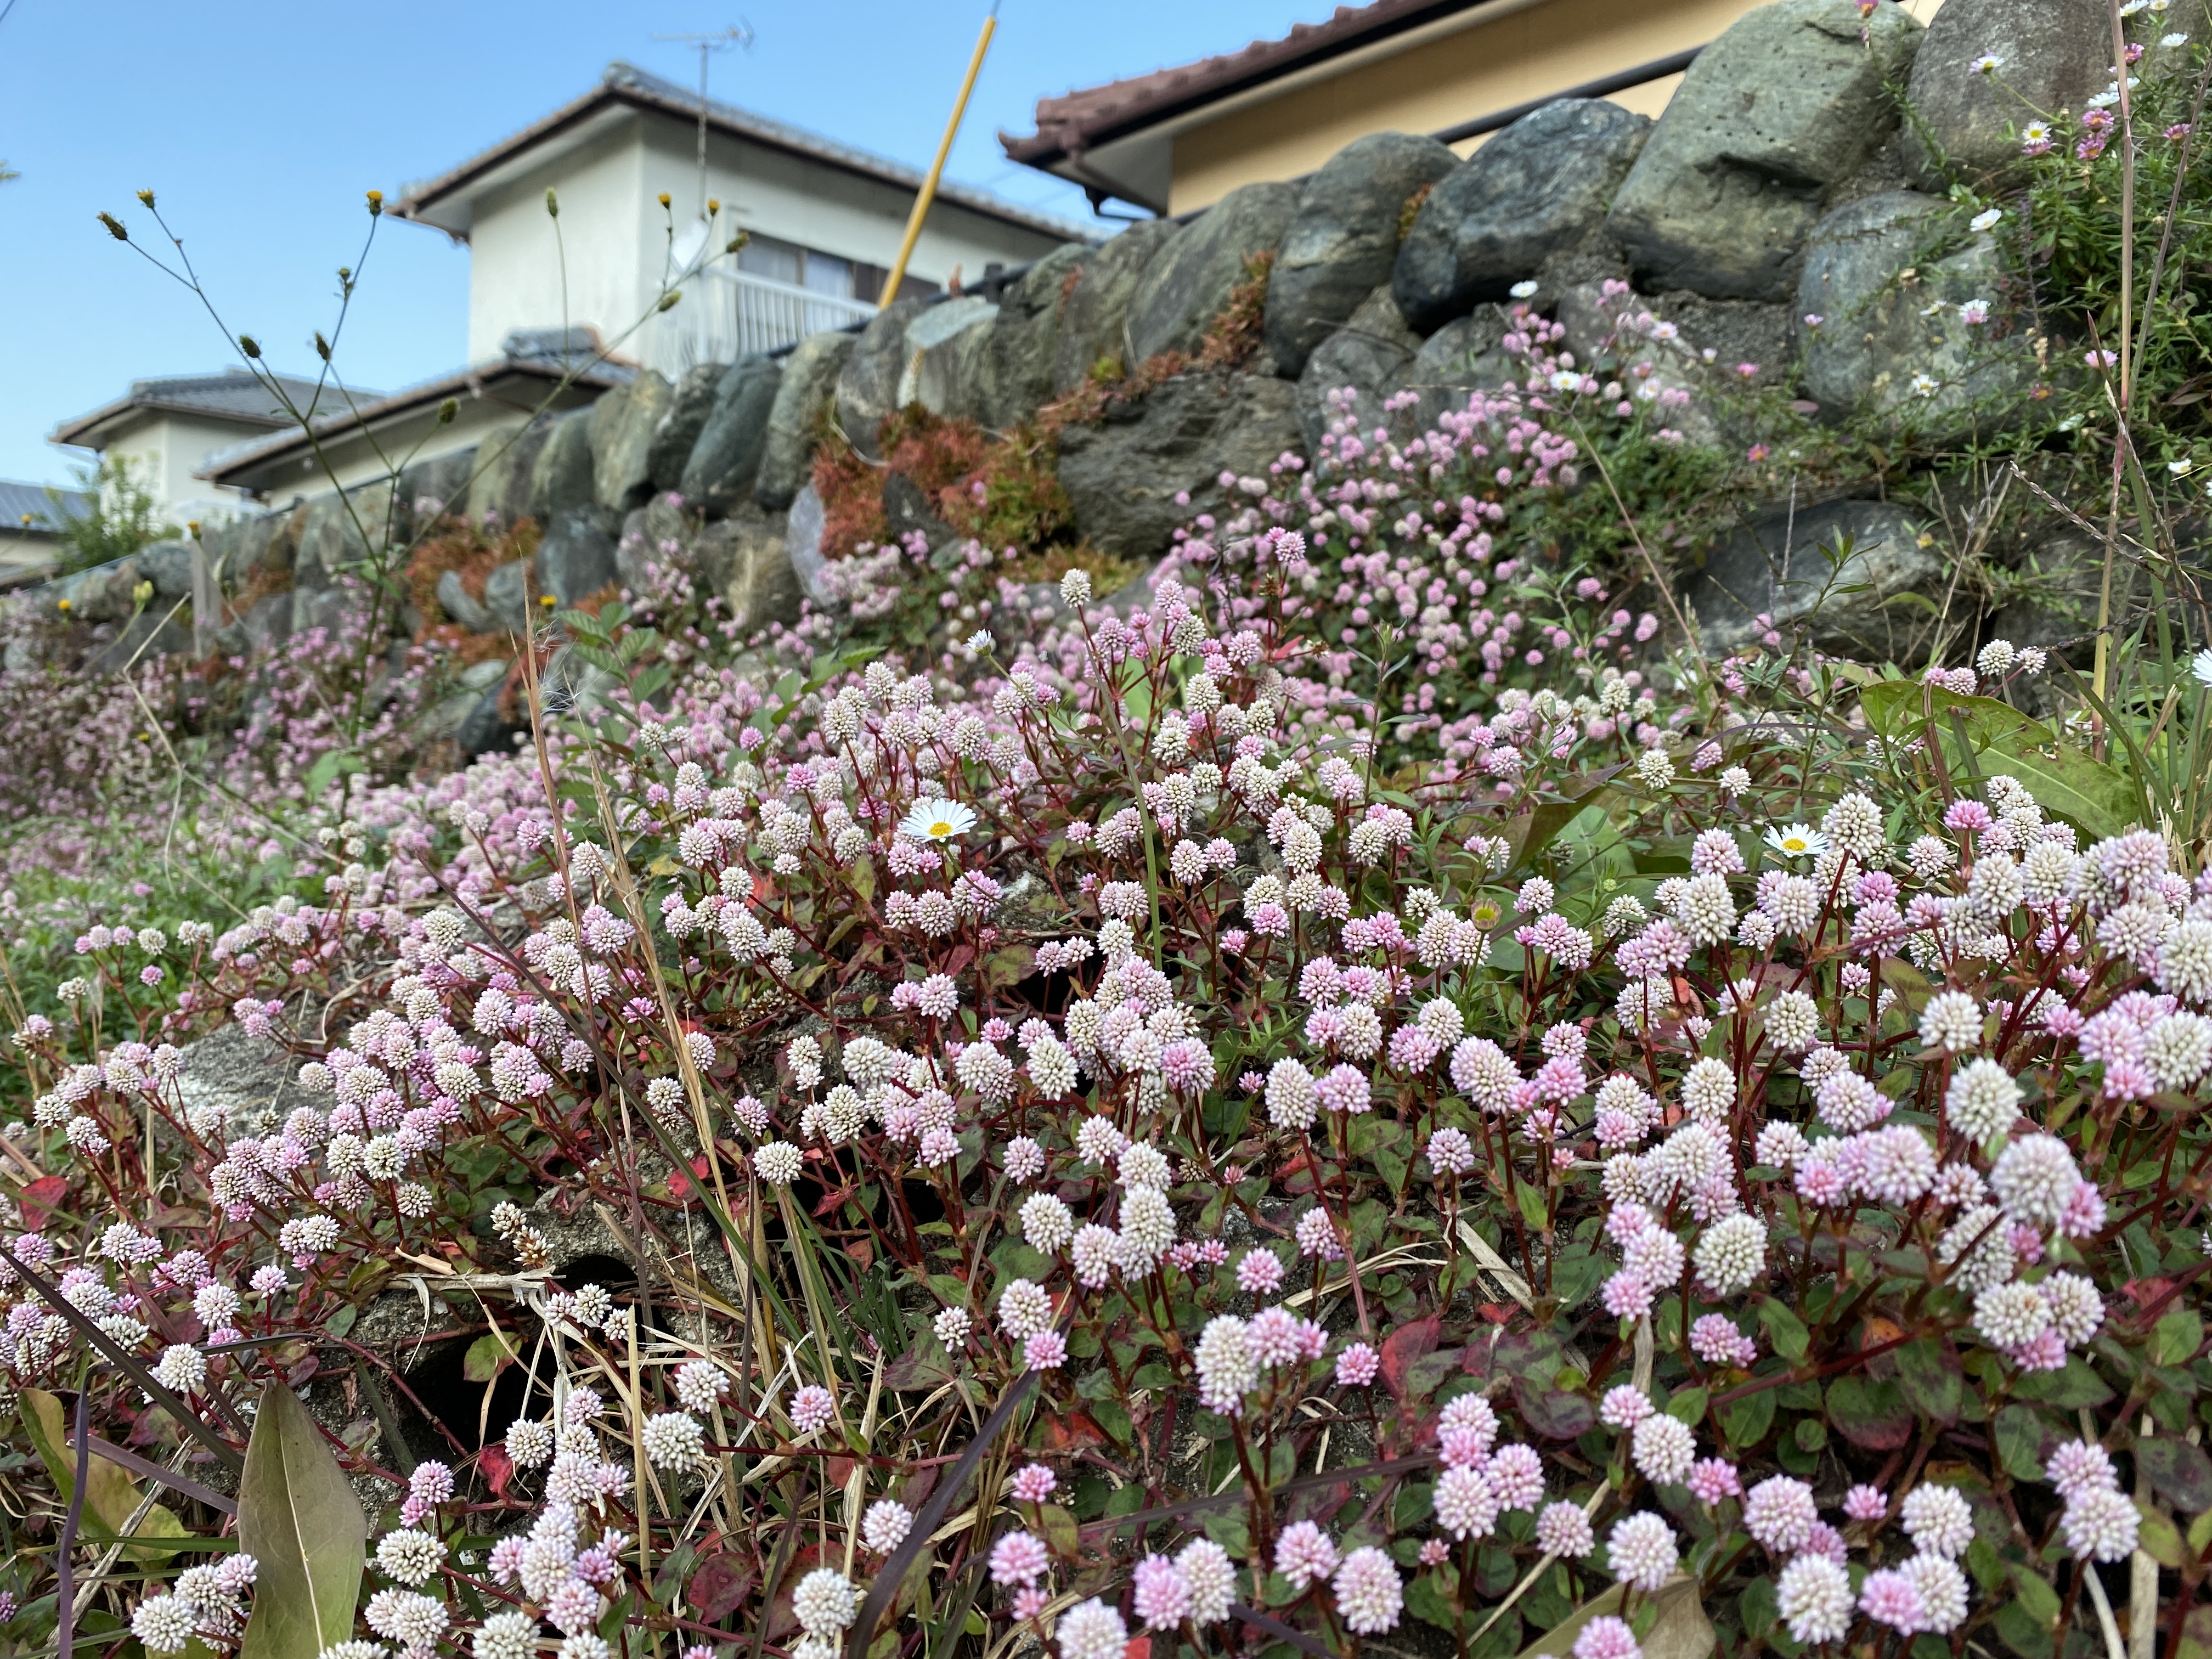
651,23,754,220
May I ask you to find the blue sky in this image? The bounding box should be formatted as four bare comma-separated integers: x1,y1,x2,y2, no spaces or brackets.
0,0,1300,485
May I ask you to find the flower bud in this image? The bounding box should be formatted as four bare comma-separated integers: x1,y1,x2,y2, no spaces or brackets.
99,212,128,240
545,188,559,217
239,335,261,358
365,189,383,216
437,397,459,425
136,189,155,207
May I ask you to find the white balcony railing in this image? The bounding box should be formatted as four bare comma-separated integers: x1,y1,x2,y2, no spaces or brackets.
643,267,877,377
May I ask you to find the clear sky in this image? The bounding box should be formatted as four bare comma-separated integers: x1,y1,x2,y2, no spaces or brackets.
0,0,1302,486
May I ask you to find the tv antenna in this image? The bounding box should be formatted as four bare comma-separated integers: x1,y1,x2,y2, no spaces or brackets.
653,23,754,221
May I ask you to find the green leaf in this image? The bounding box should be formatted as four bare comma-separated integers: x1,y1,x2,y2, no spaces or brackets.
2154,1308,2204,1369
1995,1600,2055,1659
2138,1435,2212,1514
1860,679,2135,838
301,748,363,803
238,1382,368,1659
1406,1566,1463,1633
2012,1356,2113,1408
2136,1501,2186,1568
1978,736,2136,842
1716,1385,1775,1451
461,1333,510,1384
1894,1337,1962,1426
1757,1298,1809,1362
1826,1376,1912,1449
1994,1403,2048,1481
18,1387,143,1538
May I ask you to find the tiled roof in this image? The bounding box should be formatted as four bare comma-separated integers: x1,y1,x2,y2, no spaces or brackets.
0,481,92,532
1002,0,1493,165
49,369,371,449
394,61,1099,246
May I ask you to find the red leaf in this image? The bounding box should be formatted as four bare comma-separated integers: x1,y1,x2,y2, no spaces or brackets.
1379,1314,1442,1401
1123,1639,1153,1659
17,1176,67,1229
477,1443,515,1501
1037,1412,1106,1453
688,1549,756,1623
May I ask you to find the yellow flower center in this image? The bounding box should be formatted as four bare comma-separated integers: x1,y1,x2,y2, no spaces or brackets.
929,821,953,838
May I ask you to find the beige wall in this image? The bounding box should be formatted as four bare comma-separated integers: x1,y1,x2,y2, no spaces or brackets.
1165,0,1944,213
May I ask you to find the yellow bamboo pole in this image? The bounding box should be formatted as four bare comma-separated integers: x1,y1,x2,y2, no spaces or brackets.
879,4,998,307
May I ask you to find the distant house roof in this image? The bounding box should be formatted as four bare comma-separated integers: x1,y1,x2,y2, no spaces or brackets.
393,60,1098,246
49,367,366,450
0,481,92,534
197,331,634,495
1002,0,1505,210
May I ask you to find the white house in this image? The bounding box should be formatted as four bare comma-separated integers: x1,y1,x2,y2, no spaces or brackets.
48,368,344,523
391,61,1095,379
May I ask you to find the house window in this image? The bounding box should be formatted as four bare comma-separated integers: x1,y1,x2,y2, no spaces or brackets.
736,234,803,286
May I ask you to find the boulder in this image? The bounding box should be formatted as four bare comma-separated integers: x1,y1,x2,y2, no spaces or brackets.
1127,182,1302,364
534,505,623,605
984,243,1093,427
1987,529,2104,667
589,369,673,511
785,485,838,610
1796,191,2031,438
1395,101,1651,333
87,610,190,673
435,569,494,634
900,296,1000,421
456,689,522,759
647,364,727,496
680,356,783,517
696,511,804,631
1267,132,1458,375
469,419,554,527
1295,285,1423,454
1903,0,2110,184
754,332,855,510
293,488,394,590
526,407,599,523
240,591,293,654
835,296,930,458
1686,498,1943,659
1606,0,1924,299
137,539,196,601
1555,284,1726,448
1389,311,1514,438
176,1025,323,1141
483,560,530,635
1053,220,1180,391
290,585,364,641
227,508,299,590
1056,371,1303,561
396,448,476,539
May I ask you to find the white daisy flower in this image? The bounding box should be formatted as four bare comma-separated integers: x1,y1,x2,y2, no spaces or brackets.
900,797,977,843
1764,823,1828,860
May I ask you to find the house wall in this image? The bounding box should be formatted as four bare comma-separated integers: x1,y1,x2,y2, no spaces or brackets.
222,389,597,505
98,411,265,522
464,120,657,364
1164,0,1946,213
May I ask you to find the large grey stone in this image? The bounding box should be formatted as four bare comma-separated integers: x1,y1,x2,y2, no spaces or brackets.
1053,220,1180,391
696,511,804,631
1686,498,1943,659
1988,529,2104,668
680,356,783,517
468,419,553,527
1607,0,1924,298
755,332,855,510
483,560,530,635
1395,101,1651,333
1266,132,1458,375
1296,285,1423,454
290,584,366,642
177,1025,321,1141
456,689,522,759
1903,0,2109,184
835,296,930,458
984,244,1092,428
534,505,623,605
1128,182,1302,365
1056,371,1304,561
589,369,673,511
293,489,393,590
137,539,195,600
1387,312,1514,438
1556,284,1725,448
900,296,1000,421
435,569,494,634
526,407,599,523
396,448,476,540
87,610,191,673
647,364,727,496
1796,191,2030,439
784,484,838,610
240,591,293,654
